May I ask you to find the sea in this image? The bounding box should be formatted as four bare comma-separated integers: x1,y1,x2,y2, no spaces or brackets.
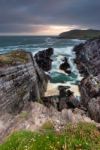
0,36,85,96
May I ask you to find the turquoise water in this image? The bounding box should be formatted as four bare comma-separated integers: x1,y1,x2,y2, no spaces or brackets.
0,36,84,85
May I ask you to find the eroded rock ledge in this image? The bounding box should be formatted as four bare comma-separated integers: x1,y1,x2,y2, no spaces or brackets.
74,38,100,122
0,49,53,114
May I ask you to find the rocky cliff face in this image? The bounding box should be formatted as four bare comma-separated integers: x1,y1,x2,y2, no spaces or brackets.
74,38,100,122
0,50,48,114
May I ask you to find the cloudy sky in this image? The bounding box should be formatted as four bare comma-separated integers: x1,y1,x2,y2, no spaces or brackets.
0,0,100,35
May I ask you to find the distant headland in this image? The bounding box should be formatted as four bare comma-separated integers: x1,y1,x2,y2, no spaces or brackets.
59,29,100,39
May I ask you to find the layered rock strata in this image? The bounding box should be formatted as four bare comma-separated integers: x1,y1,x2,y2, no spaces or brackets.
0,50,48,114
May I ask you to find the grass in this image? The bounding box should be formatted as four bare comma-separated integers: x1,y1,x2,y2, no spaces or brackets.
40,121,55,131
0,122,100,150
0,50,29,66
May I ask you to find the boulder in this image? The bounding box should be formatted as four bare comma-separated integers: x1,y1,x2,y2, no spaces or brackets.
35,48,54,71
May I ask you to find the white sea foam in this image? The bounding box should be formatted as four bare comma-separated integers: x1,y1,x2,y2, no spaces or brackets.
0,37,83,95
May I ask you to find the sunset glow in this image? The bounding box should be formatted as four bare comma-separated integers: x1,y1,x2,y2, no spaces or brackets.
33,25,79,35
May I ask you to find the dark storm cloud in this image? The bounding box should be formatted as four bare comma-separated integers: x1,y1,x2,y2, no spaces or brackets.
0,0,100,34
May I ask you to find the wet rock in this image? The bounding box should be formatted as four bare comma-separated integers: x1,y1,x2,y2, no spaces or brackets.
58,85,70,97
58,86,80,110
59,57,71,74
66,90,80,109
35,48,54,71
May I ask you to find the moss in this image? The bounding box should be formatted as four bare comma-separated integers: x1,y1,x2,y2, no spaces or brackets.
0,50,29,67
0,122,100,150
40,121,55,131
19,111,29,119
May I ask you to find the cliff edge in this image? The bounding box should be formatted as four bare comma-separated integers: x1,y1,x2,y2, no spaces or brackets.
0,50,49,114
74,38,100,122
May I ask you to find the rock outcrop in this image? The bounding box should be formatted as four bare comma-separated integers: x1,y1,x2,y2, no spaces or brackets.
59,57,71,74
42,86,80,111
0,50,48,114
74,38,100,122
35,48,53,71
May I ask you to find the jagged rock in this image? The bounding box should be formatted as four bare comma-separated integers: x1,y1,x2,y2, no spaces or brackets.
35,48,53,71
0,50,48,114
75,38,100,122
59,57,71,74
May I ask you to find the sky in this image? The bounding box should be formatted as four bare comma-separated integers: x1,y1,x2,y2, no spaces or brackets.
0,0,100,35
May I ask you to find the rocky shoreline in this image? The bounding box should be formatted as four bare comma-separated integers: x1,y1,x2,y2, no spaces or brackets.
0,39,100,142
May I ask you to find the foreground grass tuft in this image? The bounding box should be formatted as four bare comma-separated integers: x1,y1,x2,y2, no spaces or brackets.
0,122,100,150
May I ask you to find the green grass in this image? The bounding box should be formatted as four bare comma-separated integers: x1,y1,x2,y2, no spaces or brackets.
0,122,100,150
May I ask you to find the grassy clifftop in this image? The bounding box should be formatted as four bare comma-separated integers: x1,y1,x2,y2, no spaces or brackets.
59,29,100,40
0,50,29,67
0,122,100,150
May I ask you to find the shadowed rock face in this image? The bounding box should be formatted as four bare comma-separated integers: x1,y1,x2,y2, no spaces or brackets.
34,48,54,72
74,38,100,122
0,50,48,114
59,57,71,74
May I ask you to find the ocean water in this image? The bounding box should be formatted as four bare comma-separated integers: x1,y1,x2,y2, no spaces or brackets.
0,36,85,87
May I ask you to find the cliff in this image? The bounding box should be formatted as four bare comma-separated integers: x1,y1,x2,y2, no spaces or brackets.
0,50,48,114
59,29,100,40
74,38,100,122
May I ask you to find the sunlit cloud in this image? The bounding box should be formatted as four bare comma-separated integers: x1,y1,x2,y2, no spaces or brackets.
31,25,80,35
0,0,100,35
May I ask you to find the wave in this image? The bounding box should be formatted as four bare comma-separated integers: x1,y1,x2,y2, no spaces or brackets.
45,37,57,46
0,37,83,90
71,39,85,43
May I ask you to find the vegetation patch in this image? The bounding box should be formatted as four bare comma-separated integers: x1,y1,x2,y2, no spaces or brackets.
40,121,55,131
0,50,29,67
0,122,100,150
19,111,29,119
